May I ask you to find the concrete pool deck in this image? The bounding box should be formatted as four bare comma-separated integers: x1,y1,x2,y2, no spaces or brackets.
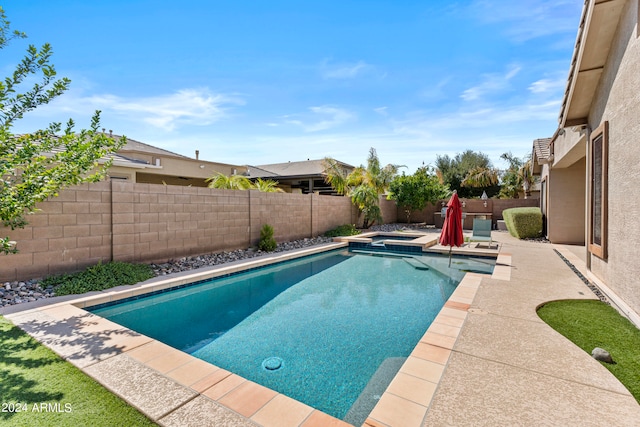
3,231,640,426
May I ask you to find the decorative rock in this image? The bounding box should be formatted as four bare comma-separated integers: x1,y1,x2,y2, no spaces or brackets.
149,236,334,276
592,347,615,364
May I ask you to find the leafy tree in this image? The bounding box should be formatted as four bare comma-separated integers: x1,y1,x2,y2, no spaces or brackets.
498,152,537,199
324,148,401,228
388,167,449,223
498,152,523,198
0,9,124,254
435,150,499,198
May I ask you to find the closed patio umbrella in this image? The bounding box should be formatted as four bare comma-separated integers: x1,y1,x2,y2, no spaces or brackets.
439,190,464,266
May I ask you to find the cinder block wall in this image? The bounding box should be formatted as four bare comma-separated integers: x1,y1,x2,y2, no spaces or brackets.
312,194,355,235
0,181,358,281
1,181,113,281
379,196,398,225
110,181,252,263
250,191,312,245
398,198,539,226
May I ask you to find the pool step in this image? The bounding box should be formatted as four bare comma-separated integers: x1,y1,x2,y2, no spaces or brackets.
344,357,407,426
404,257,430,270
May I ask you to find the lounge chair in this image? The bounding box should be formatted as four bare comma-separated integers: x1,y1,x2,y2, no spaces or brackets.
469,219,493,248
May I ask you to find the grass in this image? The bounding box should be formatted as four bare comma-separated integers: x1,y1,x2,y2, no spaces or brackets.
537,299,640,403
42,262,155,296
0,316,157,427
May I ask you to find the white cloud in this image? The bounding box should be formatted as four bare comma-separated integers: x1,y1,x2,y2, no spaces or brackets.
374,107,388,116
392,99,559,139
25,87,244,132
284,105,355,132
321,60,372,79
467,0,582,42
528,77,566,94
102,89,243,131
461,64,521,101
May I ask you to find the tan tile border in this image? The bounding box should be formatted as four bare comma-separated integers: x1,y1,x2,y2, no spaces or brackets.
5,241,510,427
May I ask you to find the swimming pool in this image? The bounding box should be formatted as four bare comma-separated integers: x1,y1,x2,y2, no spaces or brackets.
91,249,493,424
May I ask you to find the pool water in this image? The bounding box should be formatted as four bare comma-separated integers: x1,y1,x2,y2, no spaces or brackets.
91,250,491,423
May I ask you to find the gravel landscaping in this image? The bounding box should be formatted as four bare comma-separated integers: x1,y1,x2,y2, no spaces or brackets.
1,236,334,307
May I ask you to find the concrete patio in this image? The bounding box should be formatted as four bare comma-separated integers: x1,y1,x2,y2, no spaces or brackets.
420,231,640,427
2,231,639,426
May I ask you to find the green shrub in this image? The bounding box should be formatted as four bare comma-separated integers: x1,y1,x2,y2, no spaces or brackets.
324,224,361,237
42,261,155,296
258,224,277,251
502,207,542,239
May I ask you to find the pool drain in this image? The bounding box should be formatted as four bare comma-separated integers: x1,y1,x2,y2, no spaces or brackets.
262,357,283,371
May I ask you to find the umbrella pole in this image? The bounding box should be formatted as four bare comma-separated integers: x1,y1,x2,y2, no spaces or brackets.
448,246,452,267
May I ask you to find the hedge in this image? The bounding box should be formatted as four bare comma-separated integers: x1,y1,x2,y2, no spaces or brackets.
502,207,542,239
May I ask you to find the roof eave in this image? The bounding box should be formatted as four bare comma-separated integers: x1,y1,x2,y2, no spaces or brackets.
558,0,626,128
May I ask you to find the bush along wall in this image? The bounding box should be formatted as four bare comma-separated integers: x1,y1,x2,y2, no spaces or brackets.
502,207,543,239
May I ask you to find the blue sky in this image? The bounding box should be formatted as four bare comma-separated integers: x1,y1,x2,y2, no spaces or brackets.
4,0,582,172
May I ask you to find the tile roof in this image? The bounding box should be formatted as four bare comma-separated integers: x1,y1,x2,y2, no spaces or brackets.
115,135,190,159
248,159,354,178
532,138,552,162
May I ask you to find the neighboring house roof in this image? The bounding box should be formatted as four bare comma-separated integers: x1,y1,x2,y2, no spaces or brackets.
245,165,279,178
13,134,161,170
533,138,552,163
531,137,553,175
248,159,355,179
558,0,626,127
114,134,190,159
109,152,161,169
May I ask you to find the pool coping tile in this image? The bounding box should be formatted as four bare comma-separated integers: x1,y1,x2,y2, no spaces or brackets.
190,368,233,393
366,392,428,427
144,347,194,374
218,380,278,418
301,410,353,427
165,358,221,387
410,342,452,365
250,393,314,427
201,373,246,400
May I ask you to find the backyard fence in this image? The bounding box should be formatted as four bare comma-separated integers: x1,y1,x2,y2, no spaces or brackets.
0,181,357,282
0,180,539,282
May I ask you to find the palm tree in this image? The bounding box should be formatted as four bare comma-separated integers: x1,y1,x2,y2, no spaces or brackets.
498,152,537,198
324,148,402,228
253,178,284,193
518,160,536,199
461,166,499,188
206,172,252,190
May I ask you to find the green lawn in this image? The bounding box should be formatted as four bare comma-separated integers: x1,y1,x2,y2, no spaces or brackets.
537,299,640,403
0,316,157,427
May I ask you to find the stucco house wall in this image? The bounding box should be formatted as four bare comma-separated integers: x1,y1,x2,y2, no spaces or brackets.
545,159,586,244
588,0,640,317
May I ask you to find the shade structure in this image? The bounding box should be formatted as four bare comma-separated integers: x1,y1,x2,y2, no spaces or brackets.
439,191,464,265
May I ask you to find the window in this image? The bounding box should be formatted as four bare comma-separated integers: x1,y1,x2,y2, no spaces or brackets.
589,121,608,259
